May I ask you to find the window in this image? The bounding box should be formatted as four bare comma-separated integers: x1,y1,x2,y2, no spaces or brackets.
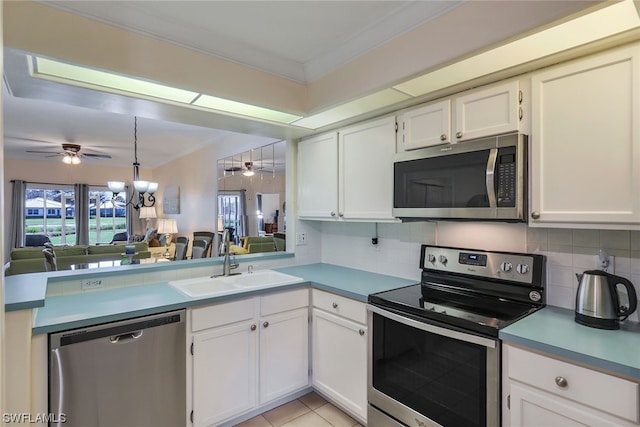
89,190,127,244
218,191,246,244
25,186,74,245
25,184,128,245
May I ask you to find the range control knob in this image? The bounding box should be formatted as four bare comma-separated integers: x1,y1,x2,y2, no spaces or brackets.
517,263,530,274
500,262,513,272
427,253,436,263
438,255,448,264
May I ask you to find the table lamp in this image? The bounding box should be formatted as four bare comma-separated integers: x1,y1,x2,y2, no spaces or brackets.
139,206,157,223
157,218,178,258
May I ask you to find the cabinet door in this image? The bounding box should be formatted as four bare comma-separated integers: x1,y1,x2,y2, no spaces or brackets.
298,132,339,219
510,383,636,427
530,45,640,226
454,80,521,141
339,116,397,221
192,321,258,427
259,307,309,404
312,308,367,421
400,99,451,150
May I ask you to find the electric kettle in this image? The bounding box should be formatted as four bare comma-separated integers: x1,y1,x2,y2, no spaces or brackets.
575,270,637,329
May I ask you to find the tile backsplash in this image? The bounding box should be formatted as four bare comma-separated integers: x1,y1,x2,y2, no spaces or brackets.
316,221,640,322
528,228,640,322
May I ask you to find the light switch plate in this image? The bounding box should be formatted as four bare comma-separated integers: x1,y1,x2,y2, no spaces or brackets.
81,278,104,290
296,232,307,246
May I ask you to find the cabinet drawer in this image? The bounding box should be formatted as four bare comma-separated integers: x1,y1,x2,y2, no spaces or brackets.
261,288,309,316
312,289,366,324
191,297,256,332
508,346,639,422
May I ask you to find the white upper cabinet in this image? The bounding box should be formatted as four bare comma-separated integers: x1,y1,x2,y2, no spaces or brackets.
298,115,397,221
530,44,640,227
399,80,523,151
454,80,523,142
298,132,339,219
399,99,452,150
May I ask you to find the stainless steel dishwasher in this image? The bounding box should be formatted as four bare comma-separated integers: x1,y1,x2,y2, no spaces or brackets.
49,310,186,427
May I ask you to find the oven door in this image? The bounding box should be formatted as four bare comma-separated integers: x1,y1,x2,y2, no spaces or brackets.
367,304,500,427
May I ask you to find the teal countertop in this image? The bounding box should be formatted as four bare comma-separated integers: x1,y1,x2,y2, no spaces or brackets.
500,306,640,380
29,263,415,335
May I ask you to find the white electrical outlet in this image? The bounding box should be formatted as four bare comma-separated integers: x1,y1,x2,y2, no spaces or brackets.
296,232,307,246
81,278,104,290
601,255,615,273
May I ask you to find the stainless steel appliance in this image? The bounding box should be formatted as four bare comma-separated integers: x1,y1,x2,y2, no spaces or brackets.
393,133,527,222
575,270,637,330
49,310,186,427
368,245,545,427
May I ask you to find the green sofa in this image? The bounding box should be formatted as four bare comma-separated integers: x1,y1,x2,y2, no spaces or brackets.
5,243,151,276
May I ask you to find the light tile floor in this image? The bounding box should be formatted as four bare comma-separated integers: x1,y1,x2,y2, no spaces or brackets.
234,392,364,427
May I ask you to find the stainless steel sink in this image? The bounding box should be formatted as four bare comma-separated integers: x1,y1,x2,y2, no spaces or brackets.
168,269,304,298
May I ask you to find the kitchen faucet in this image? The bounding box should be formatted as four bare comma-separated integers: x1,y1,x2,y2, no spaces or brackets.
222,229,239,276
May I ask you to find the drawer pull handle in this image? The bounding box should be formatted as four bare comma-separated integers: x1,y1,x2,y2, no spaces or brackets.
555,376,568,388
263,321,269,328
332,302,338,309
359,329,365,336
250,324,257,331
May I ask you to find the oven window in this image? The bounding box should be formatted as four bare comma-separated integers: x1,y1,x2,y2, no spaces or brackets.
394,150,490,209
372,313,488,427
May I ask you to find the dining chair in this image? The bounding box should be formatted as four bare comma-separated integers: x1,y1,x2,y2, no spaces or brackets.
192,231,215,257
174,237,189,261
191,239,208,259
42,246,58,272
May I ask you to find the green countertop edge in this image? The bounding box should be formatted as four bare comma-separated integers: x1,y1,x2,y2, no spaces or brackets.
500,306,640,380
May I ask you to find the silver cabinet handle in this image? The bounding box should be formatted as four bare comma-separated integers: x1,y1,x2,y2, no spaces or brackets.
332,302,338,309
456,131,463,139
359,329,365,336
531,211,540,220
330,211,336,217
263,321,269,328
338,212,344,217
555,376,568,388
250,324,257,331
440,134,447,141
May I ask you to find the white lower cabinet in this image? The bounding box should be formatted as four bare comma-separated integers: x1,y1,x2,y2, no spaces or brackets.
189,289,309,426
506,344,640,427
311,290,368,423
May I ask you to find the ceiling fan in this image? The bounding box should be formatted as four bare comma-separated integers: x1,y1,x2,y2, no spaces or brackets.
26,143,112,165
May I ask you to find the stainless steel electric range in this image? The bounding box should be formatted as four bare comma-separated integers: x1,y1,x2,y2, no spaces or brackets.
367,245,546,427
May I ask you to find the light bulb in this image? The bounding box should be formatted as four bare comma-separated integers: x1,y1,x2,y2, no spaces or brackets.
62,155,72,164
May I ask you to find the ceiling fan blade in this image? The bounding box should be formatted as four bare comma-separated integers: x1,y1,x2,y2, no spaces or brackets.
26,150,64,155
82,153,112,159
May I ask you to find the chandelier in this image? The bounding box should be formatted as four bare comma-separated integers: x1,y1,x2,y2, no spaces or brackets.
107,116,158,210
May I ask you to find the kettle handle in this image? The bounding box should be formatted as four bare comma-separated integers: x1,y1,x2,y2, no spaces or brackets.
611,275,638,318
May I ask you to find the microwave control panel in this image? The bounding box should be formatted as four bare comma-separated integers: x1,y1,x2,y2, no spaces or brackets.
496,148,517,207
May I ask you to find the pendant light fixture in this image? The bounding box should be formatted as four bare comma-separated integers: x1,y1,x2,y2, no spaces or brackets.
108,116,158,209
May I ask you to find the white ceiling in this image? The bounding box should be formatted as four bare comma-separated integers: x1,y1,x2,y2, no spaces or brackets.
3,0,602,168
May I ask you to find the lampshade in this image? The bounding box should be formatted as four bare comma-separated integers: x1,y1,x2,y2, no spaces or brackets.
157,218,178,234
139,206,157,220
108,181,125,193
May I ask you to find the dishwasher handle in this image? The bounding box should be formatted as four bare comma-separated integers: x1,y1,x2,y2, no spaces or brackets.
109,330,143,344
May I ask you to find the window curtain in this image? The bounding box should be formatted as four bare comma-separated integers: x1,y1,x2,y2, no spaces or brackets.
74,183,90,245
10,180,26,248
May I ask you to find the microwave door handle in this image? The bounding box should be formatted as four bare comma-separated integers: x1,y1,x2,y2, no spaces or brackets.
486,148,498,208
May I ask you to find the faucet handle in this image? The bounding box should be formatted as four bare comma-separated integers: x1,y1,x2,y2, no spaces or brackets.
248,265,254,274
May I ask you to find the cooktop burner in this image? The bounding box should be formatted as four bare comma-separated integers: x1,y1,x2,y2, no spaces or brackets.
368,245,546,337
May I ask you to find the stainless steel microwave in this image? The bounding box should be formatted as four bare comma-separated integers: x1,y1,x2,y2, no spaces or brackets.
393,132,527,221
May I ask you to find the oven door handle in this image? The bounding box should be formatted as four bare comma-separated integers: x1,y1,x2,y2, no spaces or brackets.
367,304,497,349
486,148,498,208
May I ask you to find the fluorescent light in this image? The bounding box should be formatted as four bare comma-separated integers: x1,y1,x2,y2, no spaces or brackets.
394,0,640,97
193,94,301,124
292,88,411,129
31,56,302,125
34,57,199,104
